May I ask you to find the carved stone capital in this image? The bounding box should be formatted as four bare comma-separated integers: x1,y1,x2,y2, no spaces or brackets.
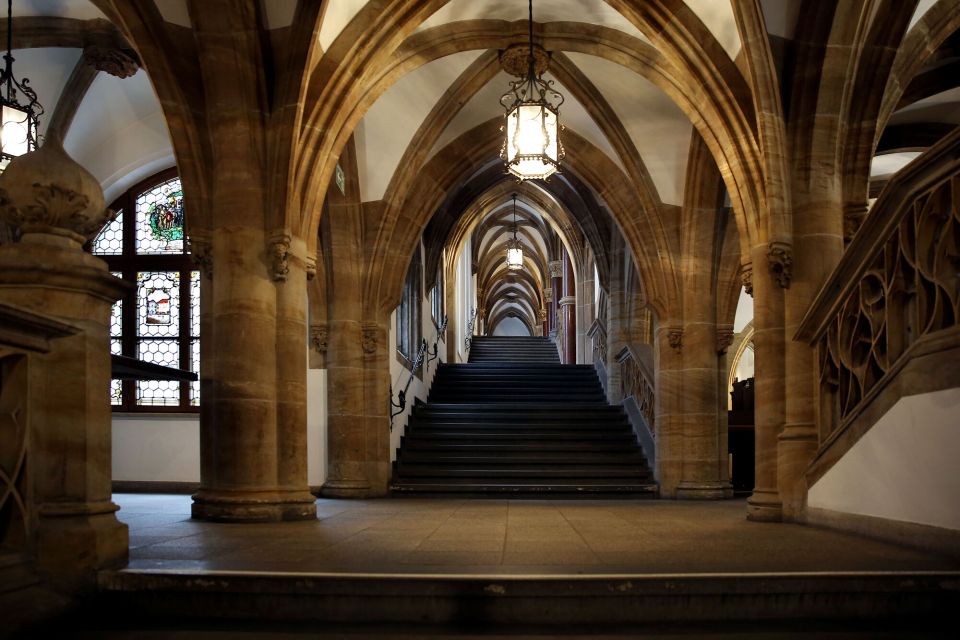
767,241,792,289
558,295,576,307
268,232,291,282
716,327,734,355
361,323,379,357
0,183,112,245
843,202,869,244
188,233,213,279
310,323,328,353
548,260,563,279
668,328,683,353
83,44,140,78
543,287,552,302
740,262,753,297
305,253,318,280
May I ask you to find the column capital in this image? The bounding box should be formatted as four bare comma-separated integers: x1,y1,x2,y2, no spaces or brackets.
548,260,563,278
740,261,753,296
558,295,576,307
268,230,292,281
767,240,792,289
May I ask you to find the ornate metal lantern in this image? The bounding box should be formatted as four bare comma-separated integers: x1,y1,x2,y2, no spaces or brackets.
0,0,43,172
500,0,563,181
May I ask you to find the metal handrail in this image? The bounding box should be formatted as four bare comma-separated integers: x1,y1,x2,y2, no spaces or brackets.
389,314,448,430
425,314,448,372
463,307,477,352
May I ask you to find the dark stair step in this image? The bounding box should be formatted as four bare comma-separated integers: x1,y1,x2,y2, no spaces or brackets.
394,466,653,478
398,452,647,464
389,480,659,495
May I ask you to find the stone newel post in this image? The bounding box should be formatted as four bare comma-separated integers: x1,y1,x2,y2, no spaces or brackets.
0,138,129,580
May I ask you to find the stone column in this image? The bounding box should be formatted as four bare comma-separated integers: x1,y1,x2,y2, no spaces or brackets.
320,180,392,497
561,249,576,364
0,140,129,580
654,324,683,495
779,203,843,521
547,260,563,360
674,319,731,500
275,235,312,499
747,249,786,522
191,227,316,521
543,287,553,335
323,316,391,497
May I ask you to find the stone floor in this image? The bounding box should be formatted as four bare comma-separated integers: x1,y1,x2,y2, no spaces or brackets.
116,494,959,575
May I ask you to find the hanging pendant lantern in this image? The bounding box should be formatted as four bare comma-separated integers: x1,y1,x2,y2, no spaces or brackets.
505,194,524,270
500,0,563,181
0,0,43,172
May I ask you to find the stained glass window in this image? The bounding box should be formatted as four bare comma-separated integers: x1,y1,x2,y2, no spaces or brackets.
136,178,184,255
110,272,123,406
89,169,199,412
93,210,124,255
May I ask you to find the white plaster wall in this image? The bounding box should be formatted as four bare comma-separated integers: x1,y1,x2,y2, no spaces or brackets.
493,317,530,336
808,388,960,531
306,367,327,486
113,347,328,487
112,415,199,482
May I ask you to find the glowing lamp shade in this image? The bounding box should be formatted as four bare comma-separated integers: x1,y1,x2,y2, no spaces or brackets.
506,245,524,269
503,102,559,181
1,103,32,160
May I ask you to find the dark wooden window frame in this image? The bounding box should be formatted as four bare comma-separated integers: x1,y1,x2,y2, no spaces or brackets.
396,245,423,374
97,167,199,413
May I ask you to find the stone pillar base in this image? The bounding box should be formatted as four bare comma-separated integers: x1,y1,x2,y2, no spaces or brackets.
36,501,128,579
676,481,734,500
746,489,783,522
191,490,317,522
321,480,388,499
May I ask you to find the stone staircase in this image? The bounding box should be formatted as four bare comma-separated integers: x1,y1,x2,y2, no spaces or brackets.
391,336,657,496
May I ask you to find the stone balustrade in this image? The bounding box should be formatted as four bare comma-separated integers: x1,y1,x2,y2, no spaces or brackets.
797,127,960,472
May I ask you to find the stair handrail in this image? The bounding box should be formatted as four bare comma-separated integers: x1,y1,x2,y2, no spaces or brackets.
796,126,960,462
586,318,607,365
425,314,448,372
389,338,427,429
615,343,655,434
390,313,449,430
463,307,477,353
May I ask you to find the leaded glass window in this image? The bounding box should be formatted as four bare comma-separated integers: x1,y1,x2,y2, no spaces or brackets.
397,245,422,366
89,169,200,412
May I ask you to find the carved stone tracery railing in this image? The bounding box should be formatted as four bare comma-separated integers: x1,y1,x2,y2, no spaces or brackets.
798,128,960,446
615,345,655,435
586,318,607,365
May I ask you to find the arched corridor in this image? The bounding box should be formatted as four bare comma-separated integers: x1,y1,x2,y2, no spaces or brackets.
1,0,959,632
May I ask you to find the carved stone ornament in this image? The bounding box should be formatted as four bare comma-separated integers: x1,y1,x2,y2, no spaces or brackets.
843,202,869,244
716,328,734,355
668,328,683,353
500,43,550,77
268,232,291,281
767,241,793,289
361,324,379,356
0,137,111,245
188,234,213,279
543,287,552,302
548,260,564,279
740,262,754,296
305,254,318,280
310,324,328,353
83,45,140,78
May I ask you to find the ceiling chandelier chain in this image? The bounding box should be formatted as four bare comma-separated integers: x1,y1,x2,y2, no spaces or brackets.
1,0,43,171
500,0,564,182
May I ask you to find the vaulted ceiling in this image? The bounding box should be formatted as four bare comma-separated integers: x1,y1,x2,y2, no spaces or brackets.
5,0,960,301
